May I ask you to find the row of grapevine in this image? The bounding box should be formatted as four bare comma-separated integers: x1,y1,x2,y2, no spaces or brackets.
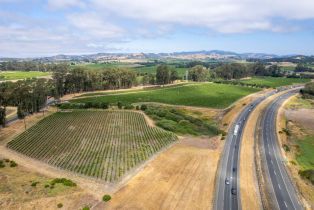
7,110,177,182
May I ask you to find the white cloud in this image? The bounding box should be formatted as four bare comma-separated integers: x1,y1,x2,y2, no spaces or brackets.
67,13,125,38
47,0,86,10
92,0,314,33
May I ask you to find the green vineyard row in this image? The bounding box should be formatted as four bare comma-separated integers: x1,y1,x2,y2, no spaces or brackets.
7,110,177,182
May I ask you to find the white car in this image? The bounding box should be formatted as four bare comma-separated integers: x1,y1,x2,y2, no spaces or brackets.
225,178,230,185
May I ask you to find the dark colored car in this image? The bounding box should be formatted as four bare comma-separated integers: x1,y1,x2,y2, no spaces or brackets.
231,188,237,195
225,178,230,185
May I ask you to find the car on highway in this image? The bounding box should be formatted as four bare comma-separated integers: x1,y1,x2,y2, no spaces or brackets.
225,178,230,185
232,167,236,172
231,188,237,195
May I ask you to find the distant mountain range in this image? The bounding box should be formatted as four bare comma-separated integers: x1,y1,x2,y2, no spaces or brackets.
0,50,313,62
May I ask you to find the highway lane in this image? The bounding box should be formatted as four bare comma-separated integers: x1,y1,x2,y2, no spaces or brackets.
215,90,277,210
260,90,303,210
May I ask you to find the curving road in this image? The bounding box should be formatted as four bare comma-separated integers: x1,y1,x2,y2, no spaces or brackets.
259,89,303,210
214,90,277,210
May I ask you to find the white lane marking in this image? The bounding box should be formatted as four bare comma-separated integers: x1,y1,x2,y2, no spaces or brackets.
278,184,281,189
284,201,288,208
274,171,276,175
271,160,273,165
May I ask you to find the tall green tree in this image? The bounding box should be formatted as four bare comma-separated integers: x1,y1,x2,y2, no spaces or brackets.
188,65,209,82
156,64,170,85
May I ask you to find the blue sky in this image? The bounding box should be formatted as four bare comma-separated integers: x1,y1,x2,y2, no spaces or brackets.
1,0,314,57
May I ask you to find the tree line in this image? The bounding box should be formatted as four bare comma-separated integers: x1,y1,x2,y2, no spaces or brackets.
0,61,302,127
0,64,177,126
0,61,66,72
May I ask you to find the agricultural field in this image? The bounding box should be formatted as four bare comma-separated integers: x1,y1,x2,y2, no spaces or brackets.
296,136,314,170
7,110,177,182
0,71,51,81
75,63,141,70
75,63,188,78
72,83,260,108
240,76,310,88
134,65,188,77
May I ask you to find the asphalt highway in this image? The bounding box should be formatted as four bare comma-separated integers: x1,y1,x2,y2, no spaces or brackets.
214,90,277,210
260,90,303,210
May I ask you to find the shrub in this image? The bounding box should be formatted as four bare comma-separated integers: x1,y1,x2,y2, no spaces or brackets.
136,105,140,110
31,181,39,187
140,104,147,111
84,102,94,109
9,160,17,167
298,169,314,185
117,101,123,109
178,120,190,126
283,144,290,152
282,128,291,136
156,119,177,132
102,194,111,202
100,102,109,109
44,184,50,188
0,160,5,168
4,158,10,162
51,178,77,187
124,104,134,109
57,203,63,208
82,206,90,210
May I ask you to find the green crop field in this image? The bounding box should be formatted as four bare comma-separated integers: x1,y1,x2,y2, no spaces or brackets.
240,77,310,88
7,110,177,182
75,63,140,70
0,71,51,81
72,83,260,108
296,136,314,170
75,63,188,78
134,65,188,77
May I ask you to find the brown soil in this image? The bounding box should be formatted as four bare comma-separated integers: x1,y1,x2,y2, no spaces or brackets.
285,109,314,134
102,136,222,210
134,110,155,127
0,160,99,210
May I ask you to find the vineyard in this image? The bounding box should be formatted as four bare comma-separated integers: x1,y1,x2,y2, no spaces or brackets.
7,110,177,182
73,83,260,108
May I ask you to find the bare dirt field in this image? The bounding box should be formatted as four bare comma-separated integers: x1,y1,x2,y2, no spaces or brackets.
285,109,314,134
0,162,98,210
101,136,222,210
